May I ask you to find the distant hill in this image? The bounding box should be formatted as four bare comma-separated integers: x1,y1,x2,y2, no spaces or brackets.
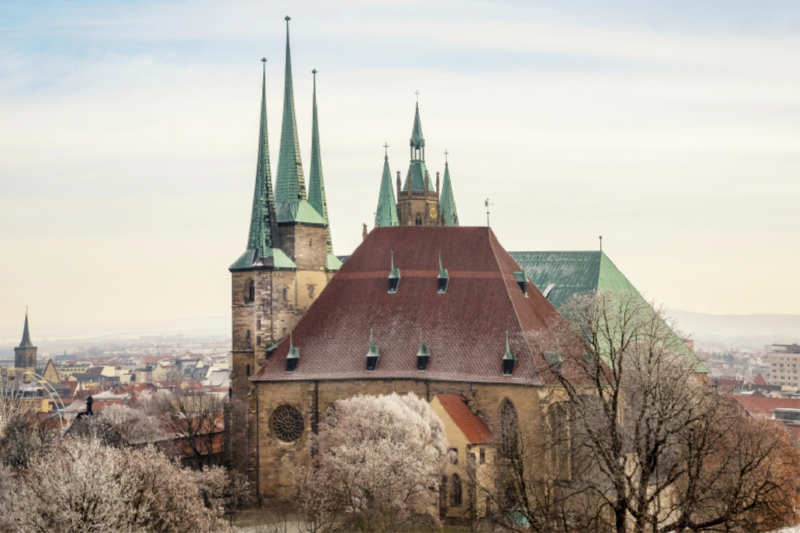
0,315,230,346
666,310,800,351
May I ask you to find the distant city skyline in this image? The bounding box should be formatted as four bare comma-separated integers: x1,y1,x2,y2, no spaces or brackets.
1,0,798,329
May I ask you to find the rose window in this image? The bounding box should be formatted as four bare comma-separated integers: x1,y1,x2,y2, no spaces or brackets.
270,404,304,442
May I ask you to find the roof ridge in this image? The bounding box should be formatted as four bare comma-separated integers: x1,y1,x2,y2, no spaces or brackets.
486,228,530,360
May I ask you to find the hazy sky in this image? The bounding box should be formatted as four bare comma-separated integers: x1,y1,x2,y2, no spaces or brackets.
1,0,798,333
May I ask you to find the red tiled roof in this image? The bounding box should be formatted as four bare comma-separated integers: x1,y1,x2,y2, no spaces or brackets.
252,227,573,385
754,373,768,386
733,396,800,417
436,395,493,444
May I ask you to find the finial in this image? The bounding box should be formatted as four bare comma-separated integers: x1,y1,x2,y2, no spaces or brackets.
312,68,317,75
383,142,389,158
261,57,267,63
599,235,603,252
285,15,291,21
369,328,374,346
444,149,449,163
390,250,395,269
289,331,293,349
439,250,442,269
485,198,493,227
415,90,419,103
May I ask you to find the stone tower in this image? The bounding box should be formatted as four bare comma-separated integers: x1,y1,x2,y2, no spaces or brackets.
377,102,459,227
229,17,339,402
14,309,37,372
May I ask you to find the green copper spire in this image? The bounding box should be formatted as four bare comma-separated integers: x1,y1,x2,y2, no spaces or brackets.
411,101,425,150
308,69,333,253
375,147,399,227
275,16,307,204
246,58,277,256
439,161,459,226
404,101,434,192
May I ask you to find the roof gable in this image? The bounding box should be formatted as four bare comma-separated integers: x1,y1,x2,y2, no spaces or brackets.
252,227,569,384
434,395,493,444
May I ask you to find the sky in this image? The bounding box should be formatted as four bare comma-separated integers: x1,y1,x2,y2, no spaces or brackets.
1,0,798,334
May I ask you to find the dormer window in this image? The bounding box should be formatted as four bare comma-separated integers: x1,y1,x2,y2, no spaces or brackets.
502,332,516,376
513,272,528,297
366,329,380,371
417,330,431,371
437,252,449,294
286,334,299,373
388,251,401,294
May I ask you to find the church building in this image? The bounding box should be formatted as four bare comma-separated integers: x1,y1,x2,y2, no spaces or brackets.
227,18,697,517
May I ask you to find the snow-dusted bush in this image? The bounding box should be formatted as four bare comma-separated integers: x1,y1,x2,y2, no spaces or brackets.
298,392,448,533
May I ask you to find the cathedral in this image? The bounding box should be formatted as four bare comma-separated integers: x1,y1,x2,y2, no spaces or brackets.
229,19,704,514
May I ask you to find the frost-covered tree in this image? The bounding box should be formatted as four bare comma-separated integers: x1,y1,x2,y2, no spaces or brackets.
0,437,227,533
298,392,448,533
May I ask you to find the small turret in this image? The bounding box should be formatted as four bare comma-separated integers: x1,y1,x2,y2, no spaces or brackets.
14,309,37,372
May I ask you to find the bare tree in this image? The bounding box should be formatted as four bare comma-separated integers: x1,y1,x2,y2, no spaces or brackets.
519,290,800,533
0,411,58,470
222,396,249,473
156,391,222,467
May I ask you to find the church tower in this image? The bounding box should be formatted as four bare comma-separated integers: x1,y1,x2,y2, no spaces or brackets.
377,101,459,227
14,309,37,372
229,17,338,402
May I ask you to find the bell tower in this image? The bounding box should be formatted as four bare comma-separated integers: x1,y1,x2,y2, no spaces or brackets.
397,100,442,226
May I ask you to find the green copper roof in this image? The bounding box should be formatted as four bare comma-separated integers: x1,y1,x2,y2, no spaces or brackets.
411,102,425,149
230,247,297,271
307,69,333,253
375,155,399,227
275,17,307,205
509,251,707,374
245,59,277,260
19,310,34,348
439,162,459,226
276,200,326,225
326,253,342,271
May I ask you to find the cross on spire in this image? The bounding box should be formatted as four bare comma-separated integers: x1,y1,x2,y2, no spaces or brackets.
444,149,449,163
383,142,389,157
415,90,419,102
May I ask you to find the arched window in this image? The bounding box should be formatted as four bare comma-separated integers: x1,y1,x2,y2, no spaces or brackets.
449,474,463,507
500,400,519,457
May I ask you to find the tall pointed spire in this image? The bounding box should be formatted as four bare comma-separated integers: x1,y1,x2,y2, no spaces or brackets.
440,160,459,227
275,16,307,204
404,100,434,192
308,69,333,253
375,147,399,227
19,308,33,348
247,58,277,257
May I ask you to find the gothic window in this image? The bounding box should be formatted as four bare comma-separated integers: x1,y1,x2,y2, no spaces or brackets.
246,364,250,377
269,405,304,443
245,280,255,303
480,447,486,464
449,474,463,507
283,288,289,301
500,400,519,457
246,330,251,341
415,214,422,226
308,284,315,298
257,336,262,346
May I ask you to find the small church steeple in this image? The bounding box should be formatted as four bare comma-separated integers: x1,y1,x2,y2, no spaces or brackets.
248,58,277,256
307,69,333,254
275,16,307,204
15,308,37,372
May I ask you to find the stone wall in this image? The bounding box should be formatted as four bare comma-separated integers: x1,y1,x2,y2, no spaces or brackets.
253,378,543,500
